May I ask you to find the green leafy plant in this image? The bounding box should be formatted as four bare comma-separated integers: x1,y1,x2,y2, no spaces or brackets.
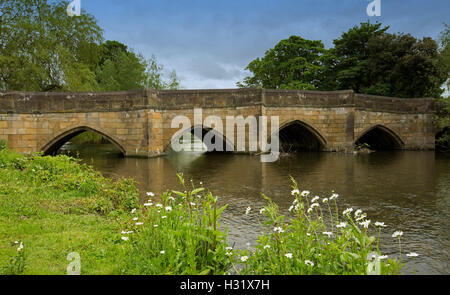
2,242,26,275
120,173,232,275
227,178,405,275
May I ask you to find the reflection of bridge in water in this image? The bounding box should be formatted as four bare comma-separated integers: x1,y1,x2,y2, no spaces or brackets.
0,88,436,156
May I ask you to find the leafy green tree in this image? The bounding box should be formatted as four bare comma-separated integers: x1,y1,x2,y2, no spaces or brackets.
323,22,389,93
95,41,147,91
435,24,450,150
0,0,103,91
0,1,180,92
237,36,326,90
94,41,180,91
239,22,446,99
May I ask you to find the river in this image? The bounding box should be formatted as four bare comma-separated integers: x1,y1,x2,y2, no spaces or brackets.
60,143,450,274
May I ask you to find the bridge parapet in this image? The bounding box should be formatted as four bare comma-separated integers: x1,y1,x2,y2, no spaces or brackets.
0,88,435,114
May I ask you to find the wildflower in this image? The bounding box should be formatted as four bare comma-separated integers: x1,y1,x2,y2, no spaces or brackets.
225,252,232,256
359,220,371,229
225,247,233,251
323,232,332,238
305,260,314,267
406,252,419,257
155,204,163,208
245,206,251,215
168,196,175,201
131,208,137,214
121,230,133,234
17,242,24,252
153,224,159,228
293,199,298,205
144,202,152,207
343,208,353,215
392,231,403,238
375,221,387,227
311,196,320,203
285,253,293,259
306,233,311,236
190,202,196,206
160,251,165,254
307,208,313,214
121,237,129,241
355,214,367,222
378,255,389,260
240,256,249,262
161,216,167,219
322,198,328,204
264,245,271,249
288,205,294,212
354,209,363,217
146,192,155,197
165,206,172,212
259,208,266,214
301,190,310,197
336,222,347,228
291,189,300,196
310,202,320,209
330,193,339,200
135,222,143,226
132,217,138,221
274,226,284,233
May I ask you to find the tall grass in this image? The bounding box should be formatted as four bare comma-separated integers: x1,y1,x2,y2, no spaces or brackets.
121,173,232,275
234,177,405,274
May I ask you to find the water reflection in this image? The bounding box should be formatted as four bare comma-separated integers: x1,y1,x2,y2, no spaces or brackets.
59,143,450,274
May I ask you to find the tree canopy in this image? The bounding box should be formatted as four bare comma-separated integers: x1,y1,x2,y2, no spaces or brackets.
0,0,179,92
239,22,448,99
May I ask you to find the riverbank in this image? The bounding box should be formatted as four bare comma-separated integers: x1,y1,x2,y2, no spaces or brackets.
0,142,416,275
0,142,139,274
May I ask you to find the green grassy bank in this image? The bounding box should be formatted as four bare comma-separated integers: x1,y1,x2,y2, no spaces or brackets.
0,141,139,274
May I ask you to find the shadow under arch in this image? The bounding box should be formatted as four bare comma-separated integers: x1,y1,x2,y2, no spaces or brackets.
166,125,236,153
41,126,126,156
271,120,327,152
435,127,450,151
355,125,404,150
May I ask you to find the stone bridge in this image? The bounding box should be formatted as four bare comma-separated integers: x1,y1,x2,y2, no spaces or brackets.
0,88,436,157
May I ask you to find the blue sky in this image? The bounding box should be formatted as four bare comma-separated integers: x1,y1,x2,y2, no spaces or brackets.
80,0,449,89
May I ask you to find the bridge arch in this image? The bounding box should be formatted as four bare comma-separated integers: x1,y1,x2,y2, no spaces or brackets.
165,124,236,153
355,124,404,150
41,126,127,156
273,120,327,152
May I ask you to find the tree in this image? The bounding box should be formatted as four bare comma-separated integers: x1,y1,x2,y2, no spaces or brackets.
0,0,180,92
95,41,147,91
0,0,103,91
435,24,450,150
237,36,326,90
323,22,389,93
238,22,446,99
81,40,181,91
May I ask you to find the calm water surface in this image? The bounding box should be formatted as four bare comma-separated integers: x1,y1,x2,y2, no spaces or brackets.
62,144,450,274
